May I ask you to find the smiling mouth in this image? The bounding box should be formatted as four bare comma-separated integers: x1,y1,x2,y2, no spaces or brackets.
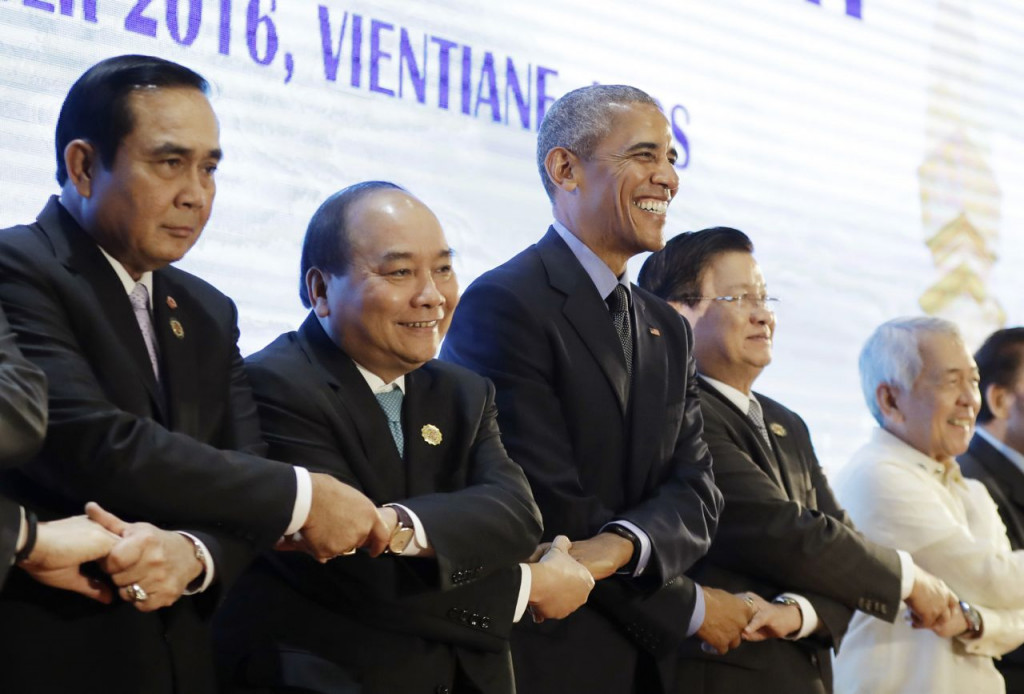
399,320,439,328
948,418,973,428
633,200,669,215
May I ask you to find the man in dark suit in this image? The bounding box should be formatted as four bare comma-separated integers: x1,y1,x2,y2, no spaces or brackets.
0,55,389,693
215,181,593,693
441,84,749,694
638,227,959,693
959,327,1024,692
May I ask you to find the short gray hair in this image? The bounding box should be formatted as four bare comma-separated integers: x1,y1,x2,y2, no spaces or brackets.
859,316,963,425
536,84,659,201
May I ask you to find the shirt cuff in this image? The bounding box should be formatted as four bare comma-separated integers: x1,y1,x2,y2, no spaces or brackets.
601,519,652,577
687,582,706,636
778,593,819,639
897,550,916,600
514,564,532,622
384,503,430,556
283,467,313,536
176,531,215,594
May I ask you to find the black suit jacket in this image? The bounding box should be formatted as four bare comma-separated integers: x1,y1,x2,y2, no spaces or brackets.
215,314,543,694
959,433,1024,690
679,381,903,694
441,228,722,694
0,198,298,694
0,301,47,585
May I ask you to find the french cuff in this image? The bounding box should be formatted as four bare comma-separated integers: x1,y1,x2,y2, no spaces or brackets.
686,582,706,636
176,532,215,595
778,593,818,640
513,564,532,622
601,519,652,577
897,550,915,600
383,503,430,556
283,467,313,536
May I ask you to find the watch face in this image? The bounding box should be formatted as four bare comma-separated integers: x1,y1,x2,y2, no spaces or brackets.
388,526,415,554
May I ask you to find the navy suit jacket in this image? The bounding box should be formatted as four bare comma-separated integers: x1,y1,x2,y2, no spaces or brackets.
0,198,297,694
441,227,722,694
215,314,542,694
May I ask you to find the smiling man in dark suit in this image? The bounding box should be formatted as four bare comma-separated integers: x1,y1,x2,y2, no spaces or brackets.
215,181,593,694
0,55,389,693
441,84,745,694
639,226,958,693
959,327,1024,692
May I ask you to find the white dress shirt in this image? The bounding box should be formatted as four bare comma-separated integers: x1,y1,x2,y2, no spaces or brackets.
834,427,1024,694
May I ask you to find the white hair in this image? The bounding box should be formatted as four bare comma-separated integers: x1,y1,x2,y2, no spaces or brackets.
859,316,963,425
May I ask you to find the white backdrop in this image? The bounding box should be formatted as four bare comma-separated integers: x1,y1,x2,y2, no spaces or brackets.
2,0,1023,473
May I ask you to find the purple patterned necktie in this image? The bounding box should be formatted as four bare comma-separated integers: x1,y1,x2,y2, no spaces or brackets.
129,282,161,381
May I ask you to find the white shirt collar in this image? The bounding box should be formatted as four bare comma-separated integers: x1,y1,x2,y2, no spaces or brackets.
353,361,406,395
975,426,1024,476
874,427,966,488
551,220,631,303
97,246,154,309
701,375,753,414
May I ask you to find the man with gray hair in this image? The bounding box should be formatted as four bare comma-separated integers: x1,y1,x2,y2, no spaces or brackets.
442,84,748,693
834,316,1024,694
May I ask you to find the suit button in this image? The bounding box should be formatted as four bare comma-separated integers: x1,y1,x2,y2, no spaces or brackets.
810,653,819,667
481,617,491,629
436,687,450,694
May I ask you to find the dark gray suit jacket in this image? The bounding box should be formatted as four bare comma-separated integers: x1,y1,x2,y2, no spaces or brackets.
679,381,903,694
0,301,47,583
215,314,543,694
959,433,1024,692
442,227,722,694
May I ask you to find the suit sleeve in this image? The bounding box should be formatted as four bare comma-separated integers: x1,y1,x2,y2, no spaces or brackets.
0,242,295,545
398,378,543,587
700,402,902,621
0,302,46,468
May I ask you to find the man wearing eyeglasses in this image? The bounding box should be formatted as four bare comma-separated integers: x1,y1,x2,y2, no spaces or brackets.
639,227,959,694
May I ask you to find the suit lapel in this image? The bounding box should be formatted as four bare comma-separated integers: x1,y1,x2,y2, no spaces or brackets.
40,200,164,417
298,315,406,501
759,398,800,500
152,272,193,432
971,436,1024,514
402,365,457,498
625,294,670,499
698,378,787,492
537,228,630,414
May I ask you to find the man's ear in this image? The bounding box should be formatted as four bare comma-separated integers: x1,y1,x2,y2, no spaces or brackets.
876,382,902,423
985,382,1012,421
544,146,581,194
306,268,331,318
64,139,98,198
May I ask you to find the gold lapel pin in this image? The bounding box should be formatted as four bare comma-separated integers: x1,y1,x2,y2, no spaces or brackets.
421,424,442,446
769,423,787,437
649,327,661,337
169,319,185,340
166,296,178,310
